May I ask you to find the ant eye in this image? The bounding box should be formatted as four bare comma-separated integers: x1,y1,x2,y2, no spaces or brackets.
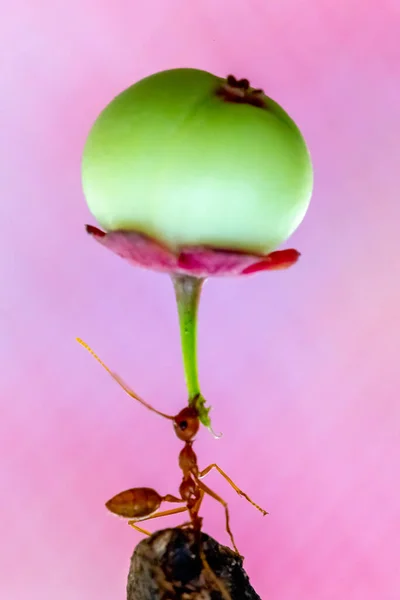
179,420,188,431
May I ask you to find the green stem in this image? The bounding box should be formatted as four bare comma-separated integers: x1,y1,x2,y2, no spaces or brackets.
171,274,211,428
172,274,203,397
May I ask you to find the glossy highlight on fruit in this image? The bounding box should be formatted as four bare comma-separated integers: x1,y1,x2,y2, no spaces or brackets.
82,68,313,255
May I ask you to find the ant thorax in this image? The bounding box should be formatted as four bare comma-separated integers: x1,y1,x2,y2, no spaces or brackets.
179,442,199,478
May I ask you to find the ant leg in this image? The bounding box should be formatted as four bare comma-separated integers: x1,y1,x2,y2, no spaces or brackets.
128,522,152,536
195,479,240,556
199,463,268,515
128,505,188,533
179,490,205,530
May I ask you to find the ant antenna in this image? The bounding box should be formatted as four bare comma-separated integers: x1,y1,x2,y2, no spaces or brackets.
76,338,174,420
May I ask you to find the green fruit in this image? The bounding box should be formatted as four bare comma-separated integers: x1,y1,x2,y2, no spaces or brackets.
82,68,313,254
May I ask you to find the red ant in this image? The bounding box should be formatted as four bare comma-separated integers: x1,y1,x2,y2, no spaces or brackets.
77,338,267,556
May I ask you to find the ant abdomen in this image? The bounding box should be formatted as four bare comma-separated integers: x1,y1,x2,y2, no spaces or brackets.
106,487,162,519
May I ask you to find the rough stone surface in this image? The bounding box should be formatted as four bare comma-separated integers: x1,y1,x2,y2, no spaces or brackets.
127,528,262,600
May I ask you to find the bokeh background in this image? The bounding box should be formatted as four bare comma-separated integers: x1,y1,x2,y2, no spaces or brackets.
1,1,400,599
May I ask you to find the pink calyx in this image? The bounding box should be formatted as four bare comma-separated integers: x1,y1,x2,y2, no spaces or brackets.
85,225,300,278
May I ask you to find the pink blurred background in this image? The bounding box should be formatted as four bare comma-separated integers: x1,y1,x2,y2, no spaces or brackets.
1,1,400,599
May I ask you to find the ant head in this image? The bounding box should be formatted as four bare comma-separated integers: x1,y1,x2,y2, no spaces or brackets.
173,407,200,442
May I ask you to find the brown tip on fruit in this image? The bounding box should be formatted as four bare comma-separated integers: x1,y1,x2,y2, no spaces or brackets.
216,75,266,109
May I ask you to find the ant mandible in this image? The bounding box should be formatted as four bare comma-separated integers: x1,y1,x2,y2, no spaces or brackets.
76,338,267,555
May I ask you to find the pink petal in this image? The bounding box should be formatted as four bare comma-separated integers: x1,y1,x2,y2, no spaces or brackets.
85,225,300,277
85,225,179,271
241,249,301,274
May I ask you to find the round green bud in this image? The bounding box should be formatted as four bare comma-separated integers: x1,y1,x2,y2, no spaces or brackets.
82,68,313,255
